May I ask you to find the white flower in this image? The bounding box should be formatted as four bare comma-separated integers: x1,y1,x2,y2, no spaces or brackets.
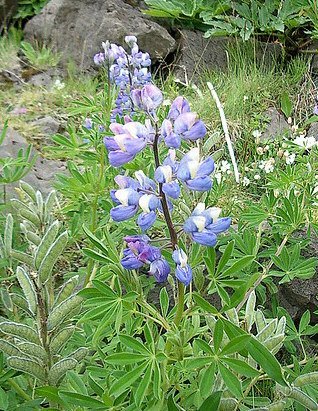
256,147,264,155
162,99,171,106
294,135,317,149
254,174,261,180
259,158,275,173
220,160,231,173
252,130,262,139
243,95,249,102
52,79,65,90
214,172,222,184
284,151,295,165
243,176,250,186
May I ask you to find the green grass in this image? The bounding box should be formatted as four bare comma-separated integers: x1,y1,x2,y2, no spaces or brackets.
0,28,22,72
21,41,61,71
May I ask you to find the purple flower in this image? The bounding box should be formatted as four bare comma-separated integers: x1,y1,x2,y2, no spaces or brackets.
121,238,160,270
121,236,167,281
104,122,150,167
137,194,160,231
161,119,181,148
155,165,180,199
177,148,214,192
184,203,231,247
84,118,93,129
125,35,137,47
94,52,105,65
140,84,163,112
110,188,140,221
149,258,171,282
168,96,191,121
314,105,318,116
174,112,206,141
172,249,192,286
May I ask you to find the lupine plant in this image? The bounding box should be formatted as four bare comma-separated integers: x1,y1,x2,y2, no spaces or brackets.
74,39,318,410
0,182,86,407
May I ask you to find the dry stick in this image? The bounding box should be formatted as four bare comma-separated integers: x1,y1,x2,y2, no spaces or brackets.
207,82,240,183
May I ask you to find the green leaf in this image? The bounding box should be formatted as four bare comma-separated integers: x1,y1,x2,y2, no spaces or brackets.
184,356,215,370
213,320,223,352
280,91,293,118
159,287,169,317
59,391,106,409
36,386,65,406
193,293,218,314
0,386,9,410
199,363,216,396
135,363,152,407
109,362,147,397
216,241,234,275
198,391,222,411
247,337,287,386
218,362,242,398
222,358,259,378
221,255,255,278
220,335,251,356
105,353,148,365
204,247,216,277
119,335,150,355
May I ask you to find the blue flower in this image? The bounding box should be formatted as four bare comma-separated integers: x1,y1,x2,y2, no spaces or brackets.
149,258,171,282
168,96,191,121
177,148,214,192
104,122,150,167
174,112,206,141
137,194,160,231
172,249,192,286
184,203,231,246
121,236,161,270
154,150,180,198
132,84,163,112
110,188,140,221
121,236,169,283
93,53,105,65
161,119,181,148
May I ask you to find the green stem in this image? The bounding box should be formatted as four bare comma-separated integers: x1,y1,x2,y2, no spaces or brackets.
8,378,32,401
173,282,185,327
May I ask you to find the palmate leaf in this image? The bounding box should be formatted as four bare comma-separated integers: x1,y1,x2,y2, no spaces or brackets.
109,362,148,397
59,392,106,409
222,319,287,386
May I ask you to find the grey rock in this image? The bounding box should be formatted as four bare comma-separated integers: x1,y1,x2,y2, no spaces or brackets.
174,31,230,83
278,230,318,322
28,70,57,87
23,0,176,71
260,107,290,141
0,126,66,198
31,116,60,142
174,30,283,83
307,122,318,141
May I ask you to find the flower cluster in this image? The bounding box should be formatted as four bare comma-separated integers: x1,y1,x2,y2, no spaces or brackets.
101,40,231,286
94,36,152,121
122,235,170,283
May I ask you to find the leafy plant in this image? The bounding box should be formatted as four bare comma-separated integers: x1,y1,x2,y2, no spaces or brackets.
21,41,60,71
15,0,49,20
0,183,87,404
0,122,37,204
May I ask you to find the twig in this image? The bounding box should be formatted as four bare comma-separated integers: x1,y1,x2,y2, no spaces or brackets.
1,69,28,85
207,82,240,183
